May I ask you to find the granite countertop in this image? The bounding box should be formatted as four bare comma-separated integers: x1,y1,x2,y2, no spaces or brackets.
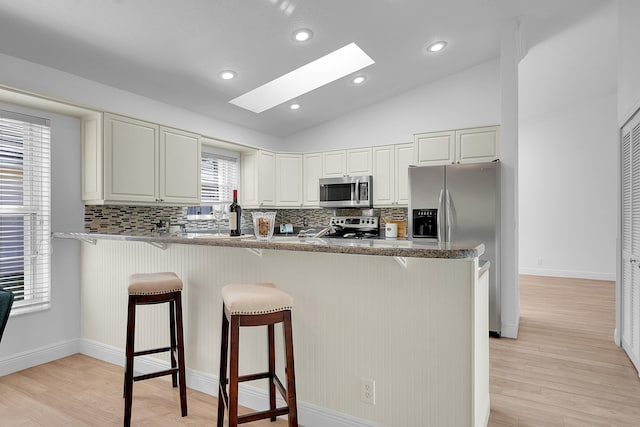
52,232,484,260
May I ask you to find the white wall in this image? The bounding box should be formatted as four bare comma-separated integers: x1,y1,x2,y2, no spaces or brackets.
0,102,83,372
284,59,500,151
0,53,284,151
519,3,618,280
618,0,640,124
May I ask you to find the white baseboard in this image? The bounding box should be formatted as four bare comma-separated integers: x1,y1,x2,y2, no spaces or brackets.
0,338,80,376
80,339,379,427
519,267,615,281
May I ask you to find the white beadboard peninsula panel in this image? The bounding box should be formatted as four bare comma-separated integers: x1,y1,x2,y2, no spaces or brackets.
80,241,486,426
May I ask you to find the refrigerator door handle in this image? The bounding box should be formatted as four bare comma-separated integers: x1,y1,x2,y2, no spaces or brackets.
437,188,444,241
445,189,452,242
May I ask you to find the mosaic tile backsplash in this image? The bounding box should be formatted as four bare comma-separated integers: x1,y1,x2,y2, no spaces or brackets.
84,205,408,234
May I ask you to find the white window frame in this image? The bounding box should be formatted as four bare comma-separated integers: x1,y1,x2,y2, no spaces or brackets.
0,109,51,315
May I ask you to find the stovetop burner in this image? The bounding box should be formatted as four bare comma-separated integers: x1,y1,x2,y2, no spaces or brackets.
326,216,380,239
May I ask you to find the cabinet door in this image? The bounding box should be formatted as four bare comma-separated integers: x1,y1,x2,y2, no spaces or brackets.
456,126,499,164
415,131,455,166
276,153,303,206
258,150,276,206
303,152,322,207
322,150,346,177
160,127,200,204
241,151,259,208
104,113,158,202
373,145,394,206
347,147,373,175
395,142,415,205
81,114,103,202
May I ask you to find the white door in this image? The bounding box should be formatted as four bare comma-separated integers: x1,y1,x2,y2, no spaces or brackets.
621,109,640,375
372,145,394,206
276,153,303,206
160,127,200,204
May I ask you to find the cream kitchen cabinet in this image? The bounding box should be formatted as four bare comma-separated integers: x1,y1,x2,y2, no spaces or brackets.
323,148,373,177
303,152,322,207
347,147,373,175
81,113,200,205
415,126,499,166
241,149,276,208
322,150,347,177
372,143,414,206
275,153,303,207
394,142,415,205
372,145,395,206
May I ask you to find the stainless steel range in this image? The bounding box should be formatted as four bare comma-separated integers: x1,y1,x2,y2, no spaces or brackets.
325,216,379,239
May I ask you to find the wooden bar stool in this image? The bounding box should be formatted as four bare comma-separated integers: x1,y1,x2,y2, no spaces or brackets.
124,272,187,426
217,283,298,427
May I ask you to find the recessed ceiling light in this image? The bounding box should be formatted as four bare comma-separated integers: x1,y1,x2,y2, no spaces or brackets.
293,28,313,42
352,75,366,85
219,70,237,80
426,41,448,53
290,103,301,110
230,42,375,113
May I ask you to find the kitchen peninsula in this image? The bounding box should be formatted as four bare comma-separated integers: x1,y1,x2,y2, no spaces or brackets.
56,232,489,427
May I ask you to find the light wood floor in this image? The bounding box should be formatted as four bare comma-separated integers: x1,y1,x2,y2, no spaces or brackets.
489,275,640,426
1,275,639,426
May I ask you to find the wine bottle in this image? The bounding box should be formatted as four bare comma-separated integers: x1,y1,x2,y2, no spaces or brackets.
229,189,241,236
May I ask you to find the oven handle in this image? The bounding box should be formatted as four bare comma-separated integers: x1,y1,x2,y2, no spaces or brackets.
355,179,360,201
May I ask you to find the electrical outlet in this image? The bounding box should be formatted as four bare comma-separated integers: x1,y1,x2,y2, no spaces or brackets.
360,377,375,405
536,257,543,266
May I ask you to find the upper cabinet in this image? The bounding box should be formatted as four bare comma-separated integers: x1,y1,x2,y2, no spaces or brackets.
322,150,347,177
241,149,276,208
275,153,303,207
372,143,414,207
415,126,499,166
322,148,373,177
82,113,200,205
303,152,322,207
347,147,373,175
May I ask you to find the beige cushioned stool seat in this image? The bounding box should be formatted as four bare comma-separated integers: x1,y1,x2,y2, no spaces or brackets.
129,272,183,296
222,283,293,315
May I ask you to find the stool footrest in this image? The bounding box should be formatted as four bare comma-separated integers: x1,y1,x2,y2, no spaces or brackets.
238,372,270,383
238,407,289,424
133,368,178,382
134,346,172,357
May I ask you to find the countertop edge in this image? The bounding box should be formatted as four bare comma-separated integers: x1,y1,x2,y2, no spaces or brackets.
52,232,484,260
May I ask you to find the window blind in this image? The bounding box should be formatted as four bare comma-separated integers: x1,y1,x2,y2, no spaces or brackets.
200,151,239,204
0,109,51,313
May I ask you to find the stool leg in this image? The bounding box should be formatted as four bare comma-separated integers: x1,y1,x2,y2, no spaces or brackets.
229,315,240,427
124,296,136,427
268,324,276,422
283,311,298,426
175,292,188,417
217,307,229,427
169,298,178,388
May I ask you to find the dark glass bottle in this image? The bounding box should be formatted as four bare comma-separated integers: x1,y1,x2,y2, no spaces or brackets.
229,189,241,236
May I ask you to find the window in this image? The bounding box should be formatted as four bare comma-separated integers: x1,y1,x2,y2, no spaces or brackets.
0,110,51,313
200,146,239,205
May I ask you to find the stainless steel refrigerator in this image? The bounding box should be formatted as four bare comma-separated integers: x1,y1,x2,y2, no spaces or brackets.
408,161,501,336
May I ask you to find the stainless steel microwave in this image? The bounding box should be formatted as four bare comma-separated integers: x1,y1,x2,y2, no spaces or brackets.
319,175,373,208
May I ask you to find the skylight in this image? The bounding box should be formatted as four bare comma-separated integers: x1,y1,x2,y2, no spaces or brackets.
229,42,374,113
